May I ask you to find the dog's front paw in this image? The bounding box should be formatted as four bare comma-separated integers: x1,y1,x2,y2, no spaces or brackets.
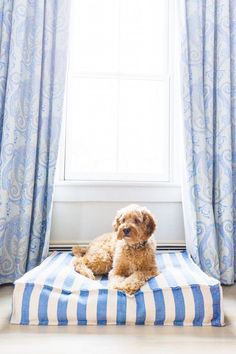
122,284,139,296
108,278,125,291
111,282,139,295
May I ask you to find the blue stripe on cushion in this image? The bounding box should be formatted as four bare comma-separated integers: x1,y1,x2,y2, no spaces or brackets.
97,275,109,325
97,288,108,325
20,283,34,325
179,251,195,270
148,276,158,290
163,253,185,325
172,287,185,326
38,253,72,325
135,291,146,325
148,277,165,325
191,285,204,326
210,285,221,326
20,252,62,325
63,271,77,291
180,251,199,271
77,290,89,325
116,291,127,325
38,287,51,325
57,290,70,325
168,252,181,268
100,274,109,286
154,290,165,325
57,273,76,325
157,253,166,272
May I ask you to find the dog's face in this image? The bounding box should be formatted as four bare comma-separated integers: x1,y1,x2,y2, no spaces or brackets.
113,205,156,245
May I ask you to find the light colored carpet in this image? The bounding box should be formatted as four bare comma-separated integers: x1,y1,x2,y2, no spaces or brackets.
0,284,236,354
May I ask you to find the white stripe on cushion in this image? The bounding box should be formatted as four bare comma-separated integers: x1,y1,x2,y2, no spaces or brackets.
67,275,85,325
11,283,25,324
86,290,99,325
106,290,118,325
162,289,175,325
201,286,213,325
143,291,156,325
126,294,136,324
28,253,68,324
47,258,74,325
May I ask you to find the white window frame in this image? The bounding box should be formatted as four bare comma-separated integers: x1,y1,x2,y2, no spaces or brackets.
54,0,182,203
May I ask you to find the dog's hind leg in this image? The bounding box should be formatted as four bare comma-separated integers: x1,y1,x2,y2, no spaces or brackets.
72,245,87,257
73,257,95,280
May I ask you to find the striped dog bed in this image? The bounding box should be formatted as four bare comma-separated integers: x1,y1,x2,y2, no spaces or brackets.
11,251,224,326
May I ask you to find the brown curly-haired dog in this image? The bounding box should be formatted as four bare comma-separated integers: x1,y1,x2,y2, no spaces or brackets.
72,204,159,295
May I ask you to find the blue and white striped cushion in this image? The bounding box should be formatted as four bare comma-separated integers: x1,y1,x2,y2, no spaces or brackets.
11,251,224,326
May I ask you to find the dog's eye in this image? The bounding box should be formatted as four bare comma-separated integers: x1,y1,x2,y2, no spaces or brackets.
135,218,140,224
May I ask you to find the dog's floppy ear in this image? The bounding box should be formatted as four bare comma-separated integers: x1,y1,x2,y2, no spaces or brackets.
112,217,119,232
112,212,122,232
142,209,156,237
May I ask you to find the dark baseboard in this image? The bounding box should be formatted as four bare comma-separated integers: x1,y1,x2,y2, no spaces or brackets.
49,242,186,253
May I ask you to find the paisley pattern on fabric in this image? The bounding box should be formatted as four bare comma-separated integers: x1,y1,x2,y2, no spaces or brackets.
0,0,70,284
181,0,236,284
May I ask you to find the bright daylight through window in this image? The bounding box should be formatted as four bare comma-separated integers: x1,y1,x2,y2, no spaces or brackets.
64,0,179,183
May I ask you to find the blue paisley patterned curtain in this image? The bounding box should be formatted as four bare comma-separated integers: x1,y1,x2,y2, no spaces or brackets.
181,0,236,284
0,0,70,284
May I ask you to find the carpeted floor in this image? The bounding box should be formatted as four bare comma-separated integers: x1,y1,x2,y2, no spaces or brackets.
0,284,236,354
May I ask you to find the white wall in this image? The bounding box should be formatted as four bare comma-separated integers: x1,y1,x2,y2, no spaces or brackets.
50,201,185,245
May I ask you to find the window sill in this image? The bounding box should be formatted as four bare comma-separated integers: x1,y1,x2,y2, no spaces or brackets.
54,181,182,203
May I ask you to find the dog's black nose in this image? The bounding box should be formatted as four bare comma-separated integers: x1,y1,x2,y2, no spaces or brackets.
123,228,131,236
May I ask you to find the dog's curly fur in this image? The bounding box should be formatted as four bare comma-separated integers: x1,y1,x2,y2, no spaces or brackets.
72,204,159,295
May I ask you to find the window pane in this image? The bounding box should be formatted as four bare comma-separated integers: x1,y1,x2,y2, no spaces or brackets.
118,79,169,178
65,0,171,182
69,0,168,76
69,0,118,74
119,0,168,75
65,78,169,181
65,78,117,179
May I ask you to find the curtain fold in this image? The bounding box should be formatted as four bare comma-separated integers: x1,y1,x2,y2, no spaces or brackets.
181,0,236,284
0,0,70,284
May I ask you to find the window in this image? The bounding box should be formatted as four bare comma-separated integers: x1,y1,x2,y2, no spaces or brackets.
61,0,181,185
